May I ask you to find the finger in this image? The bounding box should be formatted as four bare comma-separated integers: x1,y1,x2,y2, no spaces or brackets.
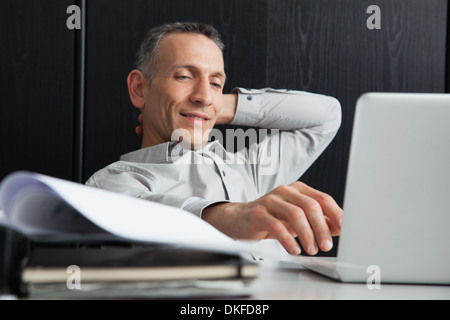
138,113,143,124
293,193,333,253
252,205,301,255
273,218,298,238
325,216,341,236
291,182,343,234
274,187,333,253
135,126,143,136
264,196,317,255
281,220,298,238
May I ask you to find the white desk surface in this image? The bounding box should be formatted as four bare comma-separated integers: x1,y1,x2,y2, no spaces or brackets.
252,265,450,300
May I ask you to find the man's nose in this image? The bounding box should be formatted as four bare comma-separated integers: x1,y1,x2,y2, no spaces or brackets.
190,78,213,107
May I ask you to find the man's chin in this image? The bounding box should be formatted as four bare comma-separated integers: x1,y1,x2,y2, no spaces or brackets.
171,126,211,150
179,139,208,150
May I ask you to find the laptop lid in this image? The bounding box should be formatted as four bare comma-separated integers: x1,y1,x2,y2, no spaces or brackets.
336,93,450,284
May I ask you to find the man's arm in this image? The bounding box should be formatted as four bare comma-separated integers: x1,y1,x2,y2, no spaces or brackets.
204,89,343,255
202,181,342,256
229,88,342,194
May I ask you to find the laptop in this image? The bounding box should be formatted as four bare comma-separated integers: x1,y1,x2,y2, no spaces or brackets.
292,93,450,284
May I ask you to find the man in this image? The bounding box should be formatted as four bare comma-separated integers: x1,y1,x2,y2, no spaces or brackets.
86,22,343,256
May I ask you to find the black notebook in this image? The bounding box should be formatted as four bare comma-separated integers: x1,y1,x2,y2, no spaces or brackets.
23,245,258,283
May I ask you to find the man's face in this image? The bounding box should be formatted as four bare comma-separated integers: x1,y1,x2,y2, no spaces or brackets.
141,33,226,149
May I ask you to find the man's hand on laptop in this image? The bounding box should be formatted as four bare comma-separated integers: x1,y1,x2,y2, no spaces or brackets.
202,182,342,256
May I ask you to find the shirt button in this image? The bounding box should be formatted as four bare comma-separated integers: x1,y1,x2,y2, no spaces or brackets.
247,95,253,101
222,171,226,177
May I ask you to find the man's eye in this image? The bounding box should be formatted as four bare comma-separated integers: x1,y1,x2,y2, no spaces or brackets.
211,83,222,89
176,76,191,80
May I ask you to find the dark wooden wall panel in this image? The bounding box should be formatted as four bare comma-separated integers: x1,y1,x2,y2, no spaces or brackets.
0,0,75,180
266,0,447,207
83,0,269,181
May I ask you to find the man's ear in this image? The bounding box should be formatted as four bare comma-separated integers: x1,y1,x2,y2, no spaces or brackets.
127,69,147,109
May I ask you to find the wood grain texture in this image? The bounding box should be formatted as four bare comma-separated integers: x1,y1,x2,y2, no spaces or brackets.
0,0,75,180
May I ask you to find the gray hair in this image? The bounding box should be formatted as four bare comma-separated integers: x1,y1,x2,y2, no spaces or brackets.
136,22,225,83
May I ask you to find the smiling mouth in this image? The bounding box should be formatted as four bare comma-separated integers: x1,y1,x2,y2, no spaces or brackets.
180,113,210,122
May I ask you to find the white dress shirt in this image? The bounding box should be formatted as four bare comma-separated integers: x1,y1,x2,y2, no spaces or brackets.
86,88,342,218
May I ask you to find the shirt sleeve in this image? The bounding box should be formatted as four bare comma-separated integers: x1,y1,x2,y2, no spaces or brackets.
85,166,227,218
230,88,342,195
